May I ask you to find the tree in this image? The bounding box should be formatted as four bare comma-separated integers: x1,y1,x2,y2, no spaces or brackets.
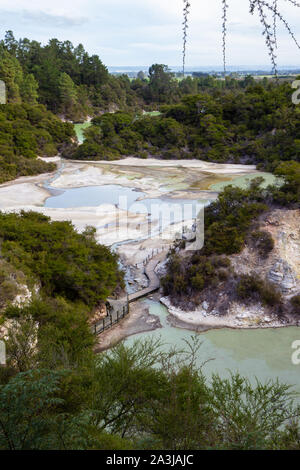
148,64,177,103
91,338,166,437
137,70,146,80
273,161,300,204
209,373,299,450
0,211,123,307
4,31,18,56
58,72,78,117
0,46,23,103
0,369,90,450
4,316,38,373
20,74,39,104
80,53,108,86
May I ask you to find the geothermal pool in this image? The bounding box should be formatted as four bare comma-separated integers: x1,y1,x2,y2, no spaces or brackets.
125,300,300,393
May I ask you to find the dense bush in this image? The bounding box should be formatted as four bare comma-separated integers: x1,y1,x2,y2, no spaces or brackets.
0,103,75,183
291,295,300,315
0,32,145,120
161,253,231,304
0,260,26,310
68,111,188,161
67,82,300,170
0,337,299,450
270,161,300,205
236,274,282,307
161,180,288,308
250,230,275,257
203,181,268,255
0,211,124,307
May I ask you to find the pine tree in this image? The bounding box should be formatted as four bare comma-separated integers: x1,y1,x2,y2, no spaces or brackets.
58,72,78,117
0,46,23,103
20,74,39,104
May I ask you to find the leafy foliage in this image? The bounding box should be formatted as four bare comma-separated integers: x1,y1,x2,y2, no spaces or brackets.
250,230,275,257
271,160,300,204
0,102,75,183
0,338,299,450
0,369,91,450
1,32,143,120
291,295,300,315
236,274,282,307
0,211,123,307
72,82,300,171
161,179,290,308
161,253,231,305
203,181,268,255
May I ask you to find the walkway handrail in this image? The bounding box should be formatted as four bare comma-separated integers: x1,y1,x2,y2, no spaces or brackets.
92,248,167,335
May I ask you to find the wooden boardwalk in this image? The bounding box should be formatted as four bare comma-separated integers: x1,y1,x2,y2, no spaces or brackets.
128,252,165,303
92,251,167,335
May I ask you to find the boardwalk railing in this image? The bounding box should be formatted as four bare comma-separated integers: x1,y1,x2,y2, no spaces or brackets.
92,246,168,336
133,245,168,269
92,298,129,335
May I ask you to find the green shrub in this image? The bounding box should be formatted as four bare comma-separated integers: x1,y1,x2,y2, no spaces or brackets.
291,295,300,315
0,212,124,308
161,253,230,303
218,269,229,281
237,274,282,307
250,231,274,257
0,103,75,183
135,151,148,159
0,260,27,309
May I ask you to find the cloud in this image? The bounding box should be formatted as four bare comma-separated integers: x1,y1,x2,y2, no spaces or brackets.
20,10,89,27
0,9,88,29
0,0,299,67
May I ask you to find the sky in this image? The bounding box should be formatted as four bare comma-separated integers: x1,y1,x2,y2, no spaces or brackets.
0,0,300,68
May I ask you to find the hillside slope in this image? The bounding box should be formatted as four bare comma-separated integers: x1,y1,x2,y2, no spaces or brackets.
160,208,300,330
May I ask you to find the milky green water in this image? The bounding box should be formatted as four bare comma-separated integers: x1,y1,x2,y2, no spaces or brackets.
125,300,300,392
144,111,161,117
74,122,91,144
210,172,279,191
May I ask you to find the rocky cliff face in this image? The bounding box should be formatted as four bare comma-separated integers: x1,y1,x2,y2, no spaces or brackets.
265,210,299,295
0,260,38,338
268,260,297,294
231,209,300,297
